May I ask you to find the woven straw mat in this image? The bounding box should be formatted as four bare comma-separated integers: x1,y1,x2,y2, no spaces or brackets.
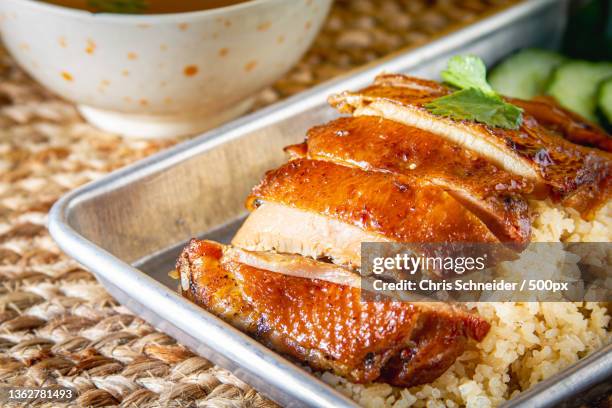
0,1,518,407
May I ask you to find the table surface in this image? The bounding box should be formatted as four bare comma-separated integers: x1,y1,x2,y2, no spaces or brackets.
6,1,600,407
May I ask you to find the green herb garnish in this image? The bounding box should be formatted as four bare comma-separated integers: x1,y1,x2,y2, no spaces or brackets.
87,0,148,14
441,55,496,96
426,55,523,129
426,88,523,130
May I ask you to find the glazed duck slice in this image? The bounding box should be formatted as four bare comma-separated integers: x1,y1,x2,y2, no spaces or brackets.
509,96,612,153
232,158,501,269
287,116,532,245
329,74,611,218
178,239,490,387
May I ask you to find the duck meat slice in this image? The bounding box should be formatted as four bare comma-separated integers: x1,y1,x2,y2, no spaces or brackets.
177,239,490,387
232,201,390,269
232,158,502,269
329,74,611,218
289,115,532,245
223,243,362,287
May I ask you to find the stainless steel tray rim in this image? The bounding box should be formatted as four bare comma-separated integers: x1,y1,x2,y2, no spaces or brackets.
48,1,612,407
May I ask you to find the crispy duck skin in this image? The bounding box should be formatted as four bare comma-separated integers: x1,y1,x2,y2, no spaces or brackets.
509,96,612,153
288,116,532,244
329,74,611,218
233,158,511,271
246,159,500,244
178,239,490,387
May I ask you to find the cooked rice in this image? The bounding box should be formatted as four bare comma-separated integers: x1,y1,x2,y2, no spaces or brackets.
320,201,611,408
531,200,612,243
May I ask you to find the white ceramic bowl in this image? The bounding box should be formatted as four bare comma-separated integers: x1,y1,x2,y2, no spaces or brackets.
0,0,332,138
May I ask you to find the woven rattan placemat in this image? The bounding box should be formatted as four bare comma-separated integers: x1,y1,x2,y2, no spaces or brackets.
0,1,518,407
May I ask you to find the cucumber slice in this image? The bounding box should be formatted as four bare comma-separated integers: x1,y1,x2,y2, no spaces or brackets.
488,49,566,99
546,61,612,123
597,77,612,127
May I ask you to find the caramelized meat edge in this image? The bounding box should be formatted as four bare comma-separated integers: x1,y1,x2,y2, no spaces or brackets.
510,96,612,153
290,116,532,245
178,239,490,387
329,74,611,218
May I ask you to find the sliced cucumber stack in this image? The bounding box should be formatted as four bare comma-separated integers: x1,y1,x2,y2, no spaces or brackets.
546,61,612,123
488,49,566,99
597,78,612,128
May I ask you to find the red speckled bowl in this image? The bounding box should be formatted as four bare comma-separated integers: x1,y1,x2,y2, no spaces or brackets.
0,0,332,138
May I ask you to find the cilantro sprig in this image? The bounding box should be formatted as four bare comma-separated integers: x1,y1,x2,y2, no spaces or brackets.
425,55,523,129
426,88,523,130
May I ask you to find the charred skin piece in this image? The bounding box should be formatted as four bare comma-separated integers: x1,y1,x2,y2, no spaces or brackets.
289,116,532,245
329,74,611,218
178,239,490,387
510,96,612,153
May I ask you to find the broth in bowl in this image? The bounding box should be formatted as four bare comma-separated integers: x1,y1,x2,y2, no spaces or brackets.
38,0,251,14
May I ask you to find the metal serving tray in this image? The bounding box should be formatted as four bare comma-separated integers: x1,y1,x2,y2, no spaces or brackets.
49,1,611,406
